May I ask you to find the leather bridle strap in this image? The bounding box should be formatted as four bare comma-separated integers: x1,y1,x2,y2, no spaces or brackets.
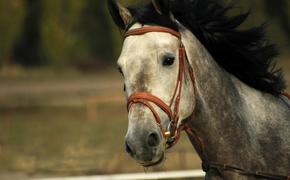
124,26,181,39
124,26,191,148
281,92,290,100
128,92,173,118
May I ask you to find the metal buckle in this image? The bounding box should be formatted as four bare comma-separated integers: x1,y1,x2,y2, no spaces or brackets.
165,122,176,144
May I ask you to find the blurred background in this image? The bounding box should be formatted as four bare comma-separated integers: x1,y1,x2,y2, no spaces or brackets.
0,0,289,179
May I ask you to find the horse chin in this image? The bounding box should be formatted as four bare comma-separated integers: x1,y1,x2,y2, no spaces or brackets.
140,153,164,167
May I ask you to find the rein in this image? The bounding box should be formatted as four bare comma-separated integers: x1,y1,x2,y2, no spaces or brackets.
123,26,290,180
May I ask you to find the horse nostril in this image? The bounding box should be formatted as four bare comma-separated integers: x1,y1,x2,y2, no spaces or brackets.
147,132,160,147
125,141,135,156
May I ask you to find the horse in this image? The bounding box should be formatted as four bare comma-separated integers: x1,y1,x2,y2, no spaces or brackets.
107,0,290,179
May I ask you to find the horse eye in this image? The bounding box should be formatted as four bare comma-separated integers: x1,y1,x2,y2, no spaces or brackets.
162,56,175,66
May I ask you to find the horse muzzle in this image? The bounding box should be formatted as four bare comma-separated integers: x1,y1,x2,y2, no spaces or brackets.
125,128,164,166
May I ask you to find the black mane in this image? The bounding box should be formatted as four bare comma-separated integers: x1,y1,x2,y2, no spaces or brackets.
127,0,286,96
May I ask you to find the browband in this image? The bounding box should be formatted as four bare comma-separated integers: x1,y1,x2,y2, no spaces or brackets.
124,26,181,39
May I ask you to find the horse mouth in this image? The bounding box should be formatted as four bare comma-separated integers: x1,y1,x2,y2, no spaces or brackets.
140,153,164,167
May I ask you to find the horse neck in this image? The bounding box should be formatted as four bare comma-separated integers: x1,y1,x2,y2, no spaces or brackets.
180,27,290,177
181,28,268,163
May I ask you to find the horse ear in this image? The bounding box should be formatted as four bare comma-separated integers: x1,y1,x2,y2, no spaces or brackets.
107,0,133,30
152,0,171,15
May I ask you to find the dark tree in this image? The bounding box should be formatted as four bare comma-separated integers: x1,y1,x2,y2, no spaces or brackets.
80,1,114,63
13,0,43,66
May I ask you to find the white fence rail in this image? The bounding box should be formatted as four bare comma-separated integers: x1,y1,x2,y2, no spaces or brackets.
35,170,205,180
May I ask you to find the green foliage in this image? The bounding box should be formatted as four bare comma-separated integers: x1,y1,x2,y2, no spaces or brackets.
39,0,116,67
0,0,288,68
0,0,25,67
40,0,86,67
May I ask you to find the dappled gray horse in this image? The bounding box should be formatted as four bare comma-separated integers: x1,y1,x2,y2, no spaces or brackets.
108,0,290,179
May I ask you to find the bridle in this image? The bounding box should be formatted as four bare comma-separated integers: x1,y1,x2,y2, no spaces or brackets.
123,25,290,180
125,26,196,149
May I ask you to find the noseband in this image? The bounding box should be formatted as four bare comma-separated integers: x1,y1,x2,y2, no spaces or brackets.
124,26,196,149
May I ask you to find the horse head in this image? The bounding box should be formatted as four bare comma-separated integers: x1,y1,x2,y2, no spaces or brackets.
108,0,196,166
